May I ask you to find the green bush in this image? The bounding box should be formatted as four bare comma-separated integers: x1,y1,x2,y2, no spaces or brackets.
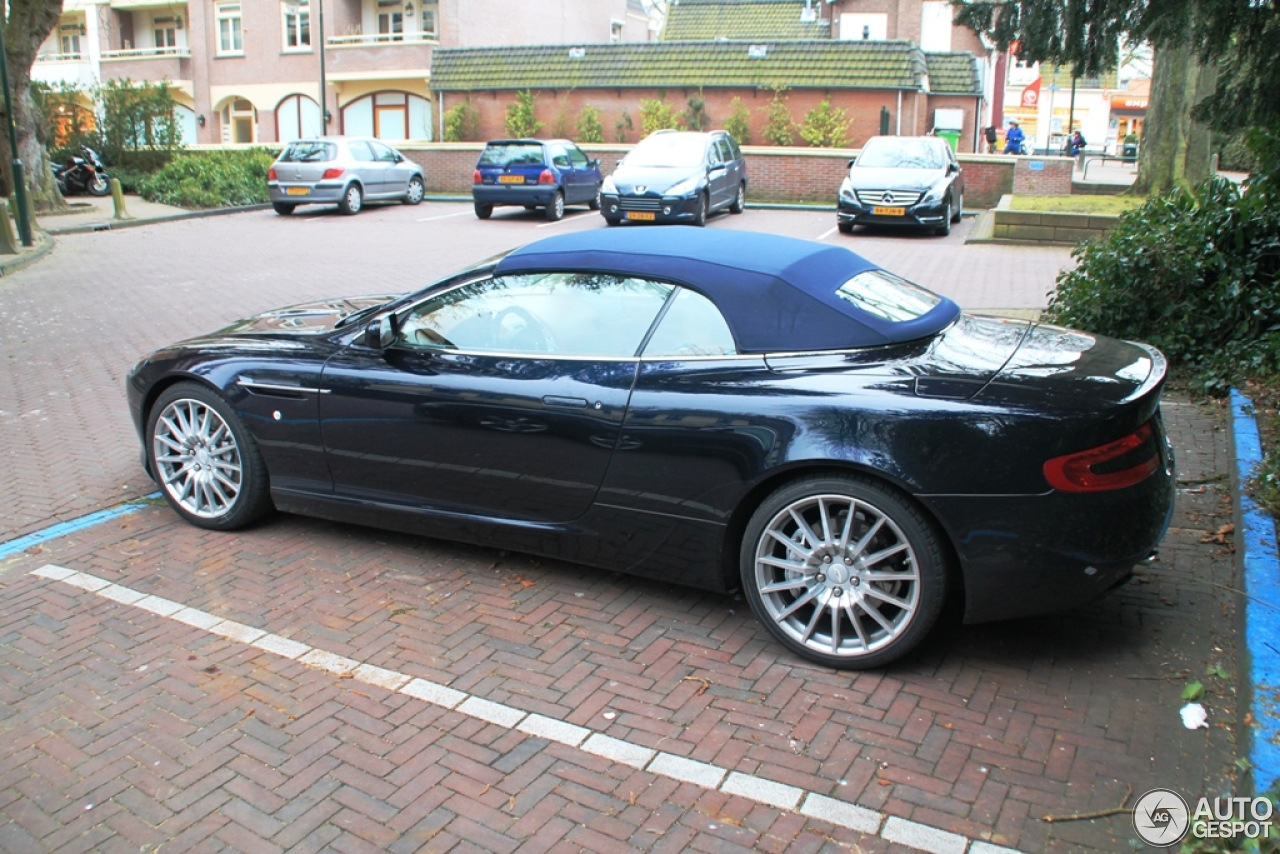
576,105,604,144
136,148,277,208
723,97,751,145
639,96,681,137
444,101,480,141
683,95,710,132
798,98,851,148
504,90,542,139
614,110,633,143
761,88,795,146
1045,128,1280,394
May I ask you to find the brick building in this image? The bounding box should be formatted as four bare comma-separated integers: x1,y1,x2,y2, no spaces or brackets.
35,0,652,146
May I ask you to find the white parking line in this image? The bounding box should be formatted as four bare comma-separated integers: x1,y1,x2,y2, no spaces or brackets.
27,564,1023,854
415,210,473,223
535,212,598,229
815,226,839,241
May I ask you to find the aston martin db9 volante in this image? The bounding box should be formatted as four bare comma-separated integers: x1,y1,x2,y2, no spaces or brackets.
127,229,1173,668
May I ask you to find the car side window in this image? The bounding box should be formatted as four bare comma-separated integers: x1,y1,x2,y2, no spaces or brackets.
370,141,398,163
397,273,673,357
549,147,571,169
716,139,734,163
347,141,375,162
568,146,589,168
706,142,722,167
643,288,738,357
726,135,743,161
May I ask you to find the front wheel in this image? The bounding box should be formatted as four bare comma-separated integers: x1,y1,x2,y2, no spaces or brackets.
148,382,274,530
88,173,111,196
934,202,952,236
404,175,425,205
729,183,745,214
837,220,854,235
740,475,947,669
603,215,622,227
338,183,363,215
545,191,565,221
692,193,708,227
951,193,963,223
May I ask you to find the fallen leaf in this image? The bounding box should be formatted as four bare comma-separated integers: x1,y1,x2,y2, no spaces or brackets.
1182,681,1205,701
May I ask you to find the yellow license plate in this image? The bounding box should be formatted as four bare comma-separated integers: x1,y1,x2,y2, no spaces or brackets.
627,211,656,221
285,187,309,196
872,206,906,216
498,175,525,184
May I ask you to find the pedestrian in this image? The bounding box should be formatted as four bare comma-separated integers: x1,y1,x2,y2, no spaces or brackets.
984,125,998,153
1003,120,1025,155
1069,130,1086,156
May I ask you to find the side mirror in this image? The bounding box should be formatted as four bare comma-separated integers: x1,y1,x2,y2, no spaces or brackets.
846,159,857,168
365,316,395,349
589,158,600,168
395,153,405,163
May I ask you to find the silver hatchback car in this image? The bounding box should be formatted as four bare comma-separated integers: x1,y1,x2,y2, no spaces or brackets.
268,136,426,216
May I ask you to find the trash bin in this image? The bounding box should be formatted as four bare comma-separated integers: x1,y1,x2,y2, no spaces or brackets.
1122,142,1138,161
937,130,961,152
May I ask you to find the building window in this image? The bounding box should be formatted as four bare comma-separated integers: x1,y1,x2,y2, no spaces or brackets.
60,32,82,57
282,0,311,51
610,19,624,42
153,15,177,49
377,0,403,41
421,1,438,37
222,98,256,143
217,3,243,55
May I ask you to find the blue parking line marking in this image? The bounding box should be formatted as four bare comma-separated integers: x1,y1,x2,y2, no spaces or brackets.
0,494,160,561
1231,389,1280,793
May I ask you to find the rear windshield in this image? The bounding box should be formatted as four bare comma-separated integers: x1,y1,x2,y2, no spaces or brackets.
855,138,945,170
836,269,942,322
478,143,545,168
279,141,336,163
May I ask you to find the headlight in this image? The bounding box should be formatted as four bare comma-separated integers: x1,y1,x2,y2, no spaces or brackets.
667,176,701,196
602,176,617,194
839,177,854,200
922,182,947,202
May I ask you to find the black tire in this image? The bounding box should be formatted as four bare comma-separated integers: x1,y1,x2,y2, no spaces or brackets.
934,202,952,236
837,220,855,235
740,474,947,669
729,182,745,214
272,202,296,216
604,216,622,226
545,191,565,221
475,202,493,220
338,183,363,215
589,187,602,210
147,382,274,531
88,174,111,196
951,193,963,223
404,175,425,205
693,193,708,227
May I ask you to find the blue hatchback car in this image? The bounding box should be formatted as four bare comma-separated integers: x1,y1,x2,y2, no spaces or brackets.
472,139,604,222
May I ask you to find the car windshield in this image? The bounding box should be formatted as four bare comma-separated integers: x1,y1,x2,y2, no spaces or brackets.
625,134,707,168
478,143,544,168
280,141,336,163
855,139,945,170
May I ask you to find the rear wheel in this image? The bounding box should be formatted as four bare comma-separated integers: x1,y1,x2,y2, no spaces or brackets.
474,202,493,220
338,183,363,215
589,187,602,210
404,175,425,205
729,183,746,214
545,191,565,221
148,382,273,531
272,202,296,216
741,475,947,669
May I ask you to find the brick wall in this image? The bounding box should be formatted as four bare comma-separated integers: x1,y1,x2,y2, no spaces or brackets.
1011,156,1074,195
399,142,1016,208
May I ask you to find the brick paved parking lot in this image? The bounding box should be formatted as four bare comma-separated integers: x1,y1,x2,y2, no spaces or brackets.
0,205,1246,852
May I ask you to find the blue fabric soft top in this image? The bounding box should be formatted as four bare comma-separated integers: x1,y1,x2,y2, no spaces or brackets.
495,228,960,353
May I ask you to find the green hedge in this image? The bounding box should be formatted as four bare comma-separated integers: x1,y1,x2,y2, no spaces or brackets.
136,148,278,209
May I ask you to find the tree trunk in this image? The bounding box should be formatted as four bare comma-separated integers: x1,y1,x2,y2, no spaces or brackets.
0,1,70,214
1133,43,1217,195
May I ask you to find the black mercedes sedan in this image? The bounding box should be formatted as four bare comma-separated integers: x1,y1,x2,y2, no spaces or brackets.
599,130,746,227
127,229,1172,669
837,135,964,236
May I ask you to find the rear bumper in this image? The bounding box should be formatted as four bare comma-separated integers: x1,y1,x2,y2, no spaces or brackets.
472,185,559,206
837,196,949,228
601,193,700,223
269,182,347,204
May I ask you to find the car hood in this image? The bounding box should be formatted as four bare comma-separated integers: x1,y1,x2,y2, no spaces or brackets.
611,164,701,194
847,166,946,191
211,295,399,337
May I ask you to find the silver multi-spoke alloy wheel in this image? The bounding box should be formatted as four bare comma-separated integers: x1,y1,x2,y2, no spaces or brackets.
754,493,920,658
153,398,244,519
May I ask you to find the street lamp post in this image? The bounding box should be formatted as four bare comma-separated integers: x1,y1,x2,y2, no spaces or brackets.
0,15,33,247
318,0,329,129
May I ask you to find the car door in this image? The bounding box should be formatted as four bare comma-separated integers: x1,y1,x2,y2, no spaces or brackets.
719,137,744,200
546,144,575,202
368,140,404,197
567,144,597,204
704,138,729,208
318,271,673,523
344,140,383,197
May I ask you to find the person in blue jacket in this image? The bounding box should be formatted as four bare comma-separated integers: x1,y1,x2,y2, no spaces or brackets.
1004,120,1026,154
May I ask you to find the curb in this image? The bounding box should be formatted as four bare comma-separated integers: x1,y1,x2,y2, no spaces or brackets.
1230,389,1280,794
0,232,55,277
45,202,272,235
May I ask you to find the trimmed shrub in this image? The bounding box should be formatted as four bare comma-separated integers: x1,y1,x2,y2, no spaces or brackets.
444,101,480,141
576,106,604,144
760,88,795,146
724,97,751,145
614,110,634,143
504,90,542,139
639,96,681,137
136,148,277,208
799,98,851,148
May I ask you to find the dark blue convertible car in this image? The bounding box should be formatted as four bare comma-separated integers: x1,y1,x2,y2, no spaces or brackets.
127,229,1173,668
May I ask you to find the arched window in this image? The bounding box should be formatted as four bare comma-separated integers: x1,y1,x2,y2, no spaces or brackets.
174,104,199,146
220,97,257,143
276,94,322,142
341,91,432,141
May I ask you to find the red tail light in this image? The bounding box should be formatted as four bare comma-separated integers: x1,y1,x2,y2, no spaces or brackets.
1043,422,1160,492
321,168,345,180
473,169,482,184
538,169,556,185
268,167,277,180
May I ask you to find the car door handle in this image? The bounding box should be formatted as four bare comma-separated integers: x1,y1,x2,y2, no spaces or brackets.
541,395,587,408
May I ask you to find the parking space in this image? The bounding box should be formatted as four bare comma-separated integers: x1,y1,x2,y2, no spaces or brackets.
0,206,1241,852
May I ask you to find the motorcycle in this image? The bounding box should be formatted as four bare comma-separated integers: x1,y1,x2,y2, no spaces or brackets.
54,145,111,197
